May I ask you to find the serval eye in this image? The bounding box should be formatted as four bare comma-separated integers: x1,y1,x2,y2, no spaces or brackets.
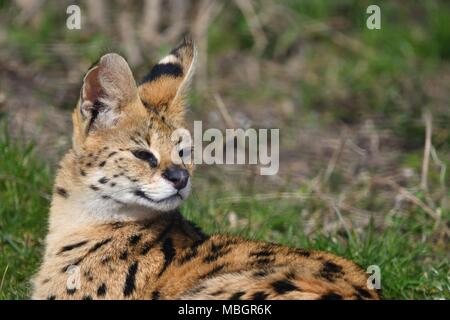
132,150,158,168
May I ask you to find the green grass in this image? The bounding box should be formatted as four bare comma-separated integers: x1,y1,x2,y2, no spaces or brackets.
0,128,51,299
0,132,448,299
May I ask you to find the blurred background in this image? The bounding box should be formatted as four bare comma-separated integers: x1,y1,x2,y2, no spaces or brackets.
0,0,449,299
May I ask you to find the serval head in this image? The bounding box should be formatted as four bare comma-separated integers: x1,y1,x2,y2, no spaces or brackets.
53,38,196,224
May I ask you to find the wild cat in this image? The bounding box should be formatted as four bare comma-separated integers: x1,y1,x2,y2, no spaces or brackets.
31,38,379,300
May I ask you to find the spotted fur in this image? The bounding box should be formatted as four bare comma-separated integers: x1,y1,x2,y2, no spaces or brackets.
31,37,379,300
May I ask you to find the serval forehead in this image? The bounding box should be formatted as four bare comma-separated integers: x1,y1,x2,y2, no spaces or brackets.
148,110,178,134
118,112,179,144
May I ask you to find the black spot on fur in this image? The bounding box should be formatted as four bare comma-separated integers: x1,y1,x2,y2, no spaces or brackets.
98,177,109,184
285,270,297,280
203,242,232,264
353,285,372,299
229,291,245,300
107,151,117,158
141,63,183,83
99,161,106,167
84,270,94,282
271,279,298,294
158,238,176,277
140,221,173,255
253,257,275,266
88,238,112,253
140,242,153,255
294,249,311,257
111,222,124,229
128,234,142,246
134,190,153,202
89,185,100,191
119,250,128,260
252,291,269,300
47,295,56,300
203,251,227,264
320,292,343,300
56,187,69,198
83,295,92,300
178,239,205,265
110,182,116,187
324,261,342,273
143,103,151,112
183,285,206,298
123,261,139,297
97,283,107,297
59,240,88,254
253,269,272,277
319,261,344,282
61,257,83,273
211,289,225,296
80,169,86,176
151,290,160,300
101,256,112,264
66,288,76,295
250,249,273,264
130,137,141,145
199,264,226,280
249,249,273,258
145,135,151,146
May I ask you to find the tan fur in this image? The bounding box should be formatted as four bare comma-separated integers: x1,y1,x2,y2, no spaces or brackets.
32,38,380,300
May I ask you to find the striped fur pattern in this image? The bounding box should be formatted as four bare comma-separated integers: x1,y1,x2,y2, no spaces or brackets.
31,38,380,300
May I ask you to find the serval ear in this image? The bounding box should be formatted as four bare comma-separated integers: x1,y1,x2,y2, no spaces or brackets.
73,53,139,149
138,37,197,126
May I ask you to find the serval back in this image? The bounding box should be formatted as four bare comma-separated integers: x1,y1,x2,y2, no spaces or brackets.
32,37,380,300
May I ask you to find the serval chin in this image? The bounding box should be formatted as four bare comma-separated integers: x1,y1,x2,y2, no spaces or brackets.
32,37,380,300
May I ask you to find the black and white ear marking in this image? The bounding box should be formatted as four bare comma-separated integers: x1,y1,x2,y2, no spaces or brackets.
141,37,196,85
170,36,197,95
138,37,197,123
140,57,183,83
